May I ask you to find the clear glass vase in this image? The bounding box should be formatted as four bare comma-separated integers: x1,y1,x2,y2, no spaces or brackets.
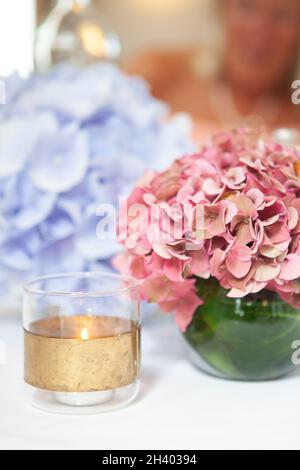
34,0,122,73
182,278,300,381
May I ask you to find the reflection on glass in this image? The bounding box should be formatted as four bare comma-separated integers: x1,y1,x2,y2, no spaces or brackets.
35,0,122,73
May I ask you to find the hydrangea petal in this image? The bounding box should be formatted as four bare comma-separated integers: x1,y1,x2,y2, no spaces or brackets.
280,254,300,281
29,129,89,193
0,114,57,178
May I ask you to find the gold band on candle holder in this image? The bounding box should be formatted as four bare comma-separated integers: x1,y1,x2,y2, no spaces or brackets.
24,316,140,393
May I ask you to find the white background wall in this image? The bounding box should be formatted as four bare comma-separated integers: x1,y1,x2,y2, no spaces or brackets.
0,0,35,76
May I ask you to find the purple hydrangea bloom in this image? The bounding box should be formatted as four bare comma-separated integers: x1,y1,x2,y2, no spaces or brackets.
0,63,195,299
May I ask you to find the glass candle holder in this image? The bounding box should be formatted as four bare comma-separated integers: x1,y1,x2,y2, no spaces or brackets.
35,0,122,73
23,272,141,415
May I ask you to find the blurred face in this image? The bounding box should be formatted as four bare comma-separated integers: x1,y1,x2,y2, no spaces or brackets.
222,0,300,95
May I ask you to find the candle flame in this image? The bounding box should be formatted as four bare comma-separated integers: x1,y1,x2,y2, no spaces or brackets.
80,327,89,341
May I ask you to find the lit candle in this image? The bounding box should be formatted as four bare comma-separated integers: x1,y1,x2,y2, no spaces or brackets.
54,323,114,407
23,272,141,414
24,315,140,408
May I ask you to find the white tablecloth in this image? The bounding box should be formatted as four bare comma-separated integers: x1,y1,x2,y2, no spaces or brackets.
1,313,300,450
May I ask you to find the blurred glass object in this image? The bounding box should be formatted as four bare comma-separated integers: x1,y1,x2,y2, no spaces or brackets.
34,0,122,72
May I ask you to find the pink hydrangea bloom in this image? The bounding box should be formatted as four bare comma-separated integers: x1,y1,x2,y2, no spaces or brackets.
116,129,300,330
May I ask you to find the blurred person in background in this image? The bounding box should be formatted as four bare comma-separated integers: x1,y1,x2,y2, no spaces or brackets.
128,0,300,143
